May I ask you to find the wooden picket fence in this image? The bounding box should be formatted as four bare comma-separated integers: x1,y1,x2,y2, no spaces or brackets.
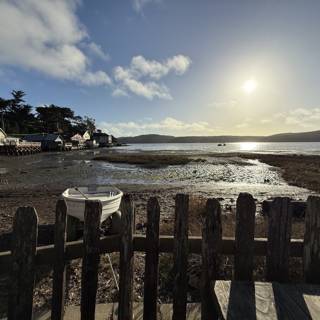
1,193,320,319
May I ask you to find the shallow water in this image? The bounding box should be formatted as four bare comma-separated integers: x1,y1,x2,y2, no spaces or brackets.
117,142,320,155
0,147,316,202
93,157,312,201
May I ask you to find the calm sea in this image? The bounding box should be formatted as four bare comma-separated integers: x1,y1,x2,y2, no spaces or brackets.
117,142,320,155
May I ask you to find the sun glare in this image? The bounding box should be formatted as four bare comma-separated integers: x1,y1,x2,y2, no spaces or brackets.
242,79,257,94
240,142,258,151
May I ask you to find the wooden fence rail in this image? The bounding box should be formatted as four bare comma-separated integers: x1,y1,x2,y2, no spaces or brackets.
2,192,320,319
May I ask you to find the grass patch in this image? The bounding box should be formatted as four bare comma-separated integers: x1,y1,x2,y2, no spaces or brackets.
240,153,320,193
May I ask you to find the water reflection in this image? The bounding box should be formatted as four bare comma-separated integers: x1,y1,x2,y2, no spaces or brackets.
239,142,258,151
118,142,320,155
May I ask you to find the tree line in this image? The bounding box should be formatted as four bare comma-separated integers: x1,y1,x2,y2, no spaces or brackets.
0,90,96,135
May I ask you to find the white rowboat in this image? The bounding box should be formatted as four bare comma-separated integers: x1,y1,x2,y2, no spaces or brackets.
62,186,123,222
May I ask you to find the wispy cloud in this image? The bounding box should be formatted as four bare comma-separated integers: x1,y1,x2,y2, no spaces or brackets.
100,117,215,136
132,0,160,13
112,88,129,97
113,55,191,100
260,119,271,124
235,117,252,129
0,0,111,86
284,108,320,127
85,42,110,62
262,108,320,129
208,100,238,109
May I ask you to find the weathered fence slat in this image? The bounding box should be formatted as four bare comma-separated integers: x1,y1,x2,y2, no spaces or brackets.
118,194,135,320
0,234,306,275
234,193,256,281
172,194,189,320
8,207,38,320
80,201,102,320
266,197,292,282
201,198,222,320
303,196,320,283
143,197,160,320
51,200,68,320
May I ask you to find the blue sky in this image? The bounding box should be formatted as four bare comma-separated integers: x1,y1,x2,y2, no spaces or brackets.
1,0,320,136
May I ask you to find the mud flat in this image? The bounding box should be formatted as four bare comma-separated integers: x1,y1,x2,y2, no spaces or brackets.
0,149,318,315
0,150,318,232
223,153,320,193
93,153,196,166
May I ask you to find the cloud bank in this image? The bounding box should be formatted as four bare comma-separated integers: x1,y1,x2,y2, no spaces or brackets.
0,0,111,86
100,117,215,137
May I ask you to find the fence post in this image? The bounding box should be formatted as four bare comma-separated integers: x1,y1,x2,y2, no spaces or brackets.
303,196,320,283
118,194,135,320
201,198,222,320
172,194,189,320
143,197,160,320
51,199,68,320
266,197,292,282
234,193,256,280
66,215,79,241
8,207,38,320
80,201,102,320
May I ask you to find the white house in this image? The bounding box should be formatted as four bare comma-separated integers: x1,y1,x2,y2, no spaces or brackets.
0,128,7,145
0,129,20,145
82,130,91,141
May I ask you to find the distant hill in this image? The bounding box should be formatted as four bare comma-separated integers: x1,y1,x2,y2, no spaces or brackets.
118,130,320,143
265,130,320,142
119,134,175,144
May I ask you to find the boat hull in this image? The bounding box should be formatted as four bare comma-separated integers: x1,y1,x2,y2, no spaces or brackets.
62,186,123,222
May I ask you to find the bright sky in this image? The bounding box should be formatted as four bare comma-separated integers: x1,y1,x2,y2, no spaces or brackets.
1,0,320,137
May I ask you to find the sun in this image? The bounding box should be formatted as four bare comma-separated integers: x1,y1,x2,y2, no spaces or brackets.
242,79,257,94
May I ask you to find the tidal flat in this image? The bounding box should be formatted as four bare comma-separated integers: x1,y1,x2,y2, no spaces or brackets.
0,148,319,314
0,148,318,233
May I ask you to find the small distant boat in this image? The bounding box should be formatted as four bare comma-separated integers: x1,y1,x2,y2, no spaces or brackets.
62,185,123,222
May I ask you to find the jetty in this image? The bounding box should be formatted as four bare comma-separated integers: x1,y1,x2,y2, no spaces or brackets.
1,193,320,319
0,141,41,156
0,127,122,156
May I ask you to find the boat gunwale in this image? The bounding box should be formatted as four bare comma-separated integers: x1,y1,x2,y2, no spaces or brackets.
62,186,123,203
